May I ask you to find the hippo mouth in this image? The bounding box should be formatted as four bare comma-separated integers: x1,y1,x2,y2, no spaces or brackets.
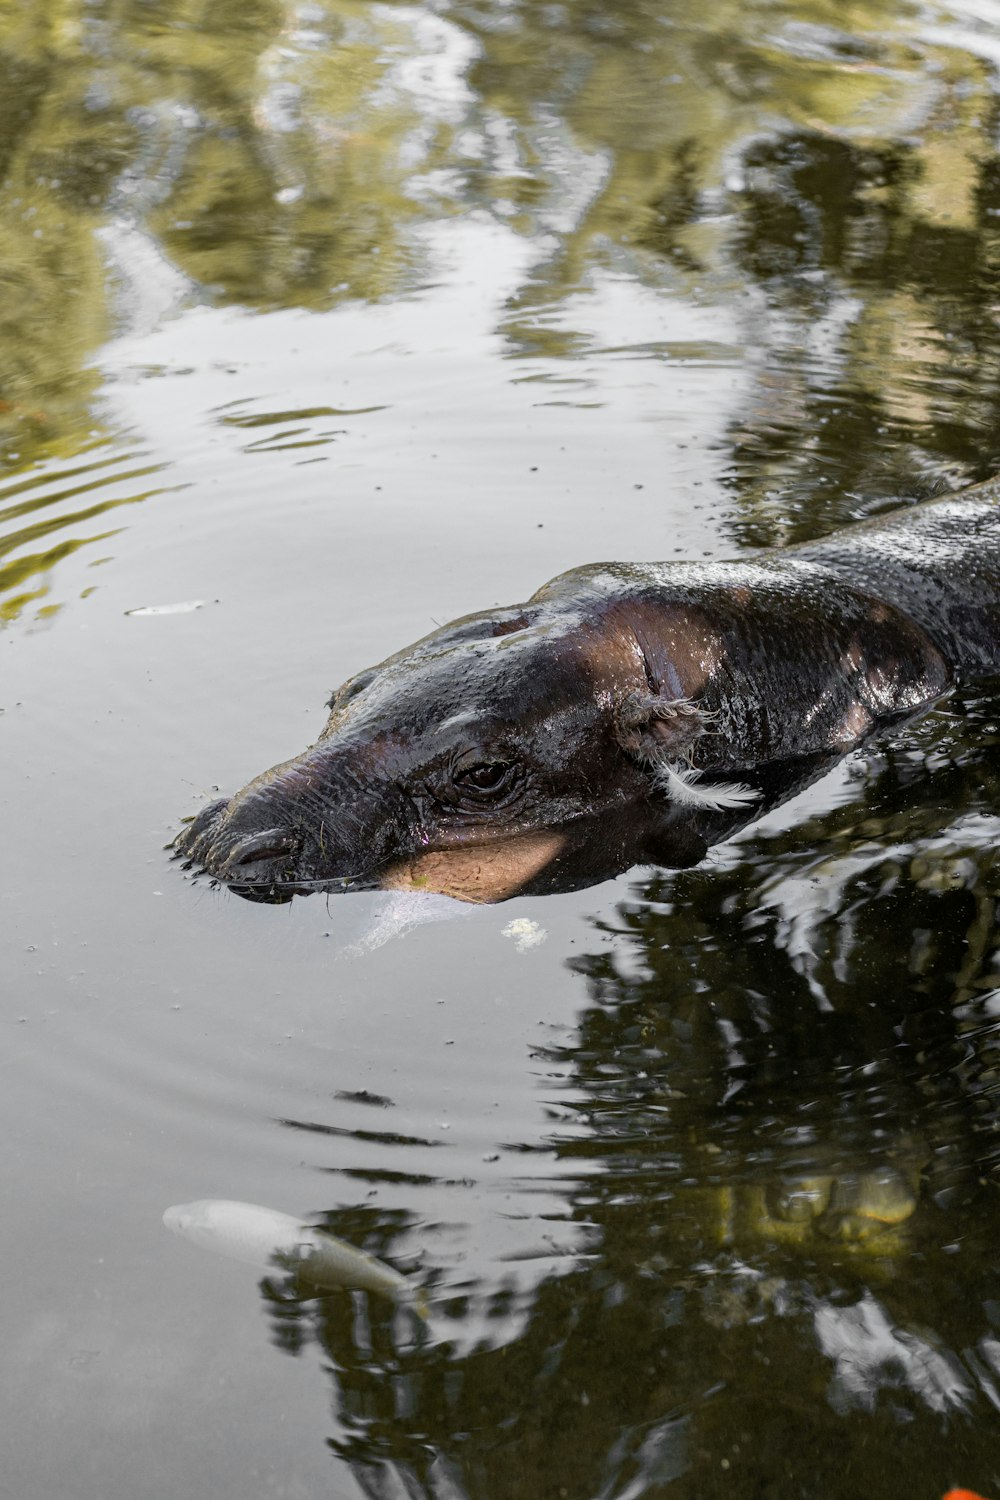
216,829,303,904
221,828,300,873
173,803,300,902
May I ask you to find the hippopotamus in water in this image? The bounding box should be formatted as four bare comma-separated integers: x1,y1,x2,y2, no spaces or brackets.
175,483,1000,903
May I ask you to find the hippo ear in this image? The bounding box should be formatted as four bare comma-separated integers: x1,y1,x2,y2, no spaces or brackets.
490,611,532,638
615,690,760,813
613,690,707,762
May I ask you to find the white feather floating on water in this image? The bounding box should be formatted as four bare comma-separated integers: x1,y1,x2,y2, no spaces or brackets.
125,600,205,617
653,759,760,812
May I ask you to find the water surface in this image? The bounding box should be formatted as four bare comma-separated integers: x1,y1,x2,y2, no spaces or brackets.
5,1,1000,1496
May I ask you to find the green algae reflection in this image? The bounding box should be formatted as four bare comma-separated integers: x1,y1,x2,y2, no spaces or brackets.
4,0,1000,620
256,682,1000,1500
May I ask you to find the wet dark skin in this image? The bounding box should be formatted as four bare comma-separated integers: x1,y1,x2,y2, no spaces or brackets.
175,482,1000,903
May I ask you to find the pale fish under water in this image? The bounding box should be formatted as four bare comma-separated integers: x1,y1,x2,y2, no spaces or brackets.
163,1198,421,1308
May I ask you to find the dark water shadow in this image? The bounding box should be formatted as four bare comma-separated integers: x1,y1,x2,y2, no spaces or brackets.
241,682,1000,1498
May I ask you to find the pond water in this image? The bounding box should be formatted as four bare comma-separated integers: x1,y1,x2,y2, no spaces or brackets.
5,1,1000,1496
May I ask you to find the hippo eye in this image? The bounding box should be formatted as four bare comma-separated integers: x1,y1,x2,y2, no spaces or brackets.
453,761,515,794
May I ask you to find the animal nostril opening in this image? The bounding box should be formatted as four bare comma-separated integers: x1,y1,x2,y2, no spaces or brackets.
224,829,299,870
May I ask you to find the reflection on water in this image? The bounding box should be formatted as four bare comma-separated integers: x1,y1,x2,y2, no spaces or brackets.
256,684,1000,1498
6,0,1000,1496
7,0,1000,613
0,443,173,621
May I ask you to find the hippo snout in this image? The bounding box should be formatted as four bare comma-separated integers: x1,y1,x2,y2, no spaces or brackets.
175,813,310,904
172,798,229,863
172,746,393,899
174,797,304,891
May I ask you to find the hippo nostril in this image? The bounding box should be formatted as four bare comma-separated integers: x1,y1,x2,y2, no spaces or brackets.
222,829,300,873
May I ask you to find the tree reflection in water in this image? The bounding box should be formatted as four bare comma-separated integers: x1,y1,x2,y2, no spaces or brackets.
7,0,1000,612
726,126,1000,544
6,0,1000,1489
257,681,1000,1498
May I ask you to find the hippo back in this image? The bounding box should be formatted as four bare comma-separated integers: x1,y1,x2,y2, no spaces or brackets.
792,482,1000,679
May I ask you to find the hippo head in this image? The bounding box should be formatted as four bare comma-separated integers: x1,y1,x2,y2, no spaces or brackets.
174,594,734,903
